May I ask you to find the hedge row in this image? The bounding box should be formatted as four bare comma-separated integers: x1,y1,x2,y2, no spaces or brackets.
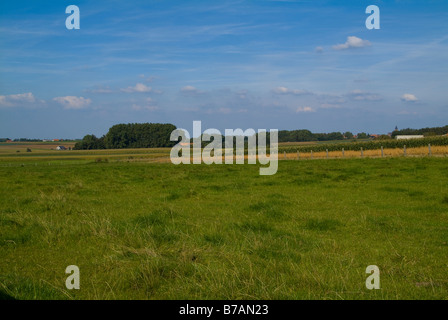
278,136,448,153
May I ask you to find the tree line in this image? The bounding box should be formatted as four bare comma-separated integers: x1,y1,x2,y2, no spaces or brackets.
73,123,448,150
74,123,177,150
278,130,357,142
391,125,448,138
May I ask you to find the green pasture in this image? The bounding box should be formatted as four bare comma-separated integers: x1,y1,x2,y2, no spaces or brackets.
0,157,447,299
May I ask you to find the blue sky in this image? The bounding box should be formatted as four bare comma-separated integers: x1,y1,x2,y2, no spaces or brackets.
0,0,447,139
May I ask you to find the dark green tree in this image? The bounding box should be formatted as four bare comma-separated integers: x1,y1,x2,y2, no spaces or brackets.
357,132,369,139
344,132,354,139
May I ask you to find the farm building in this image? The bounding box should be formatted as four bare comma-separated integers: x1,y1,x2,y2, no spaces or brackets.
56,146,67,150
395,135,424,140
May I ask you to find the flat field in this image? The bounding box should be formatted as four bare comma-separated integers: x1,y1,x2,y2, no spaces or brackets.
1,154,447,299
0,142,77,154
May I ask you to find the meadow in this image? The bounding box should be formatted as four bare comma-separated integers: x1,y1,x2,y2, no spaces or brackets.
1,148,448,300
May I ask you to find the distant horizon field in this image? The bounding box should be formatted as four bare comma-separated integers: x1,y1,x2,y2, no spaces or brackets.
1,157,447,300
0,141,447,164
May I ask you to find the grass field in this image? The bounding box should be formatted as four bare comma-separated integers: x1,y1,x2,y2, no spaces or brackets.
1,154,448,300
0,142,77,154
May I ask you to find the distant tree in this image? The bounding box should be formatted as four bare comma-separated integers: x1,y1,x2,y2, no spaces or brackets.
344,132,354,139
74,134,105,150
326,132,344,140
391,125,448,138
104,123,176,149
357,132,369,139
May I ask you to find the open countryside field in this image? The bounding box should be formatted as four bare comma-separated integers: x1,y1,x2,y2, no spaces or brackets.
1,138,448,165
282,146,448,160
1,151,448,299
0,142,77,154
0,144,172,164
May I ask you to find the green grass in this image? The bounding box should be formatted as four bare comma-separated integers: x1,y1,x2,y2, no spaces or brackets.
1,157,448,299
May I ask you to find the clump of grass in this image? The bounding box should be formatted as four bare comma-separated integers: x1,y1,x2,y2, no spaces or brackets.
238,221,273,233
305,218,341,231
442,196,448,204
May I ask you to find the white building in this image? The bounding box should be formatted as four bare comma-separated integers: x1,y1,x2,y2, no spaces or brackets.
395,135,424,140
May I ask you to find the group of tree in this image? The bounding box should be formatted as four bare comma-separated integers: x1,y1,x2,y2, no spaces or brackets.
74,134,106,150
73,123,448,150
391,125,448,138
74,123,177,150
12,138,43,142
277,130,363,142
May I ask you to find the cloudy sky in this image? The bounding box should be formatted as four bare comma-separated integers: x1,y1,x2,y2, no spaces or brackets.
0,0,447,139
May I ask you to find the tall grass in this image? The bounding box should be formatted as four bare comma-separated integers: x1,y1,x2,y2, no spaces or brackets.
1,158,448,299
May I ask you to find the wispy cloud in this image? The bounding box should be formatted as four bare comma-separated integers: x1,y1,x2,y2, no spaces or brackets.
333,36,371,50
121,83,153,93
273,87,310,95
401,93,418,102
53,96,91,109
0,92,36,108
296,106,315,113
131,97,159,111
139,74,156,82
181,86,205,95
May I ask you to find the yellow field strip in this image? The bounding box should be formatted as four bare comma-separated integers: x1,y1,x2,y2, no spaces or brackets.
1,146,447,165
281,146,448,159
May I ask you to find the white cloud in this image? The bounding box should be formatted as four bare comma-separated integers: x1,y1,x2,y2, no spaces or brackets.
8,92,35,102
0,92,36,107
296,106,315,113
121,83,152,93
315,46,323,53
333,36,371,50
401,93,418,102
273,87,310,95
181,85,197,92
181,86,205,95
53,96,91,109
